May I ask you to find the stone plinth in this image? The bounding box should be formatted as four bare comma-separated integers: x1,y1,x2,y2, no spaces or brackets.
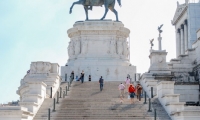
16,61,61,115
0,106,33,120
149,50,171,74
61,20,136,81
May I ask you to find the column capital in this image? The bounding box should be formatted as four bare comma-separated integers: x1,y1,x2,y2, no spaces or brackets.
181,24,184,29
184,20,188,25
177,29,180,33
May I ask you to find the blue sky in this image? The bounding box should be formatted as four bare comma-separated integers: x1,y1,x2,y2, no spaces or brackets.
0,0,187,103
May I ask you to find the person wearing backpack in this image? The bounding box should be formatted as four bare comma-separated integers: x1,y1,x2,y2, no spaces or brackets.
99,76,104,91
136,83,143,102
128,84,135,104
125,77,130,93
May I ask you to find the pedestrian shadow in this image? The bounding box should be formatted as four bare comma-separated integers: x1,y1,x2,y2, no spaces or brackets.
109,103,121,111
90,91,101,96
72,82,83,87
119,104,137,112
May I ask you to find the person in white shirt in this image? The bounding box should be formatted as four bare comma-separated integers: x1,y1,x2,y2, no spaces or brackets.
118,83,125,103
125,77,131,92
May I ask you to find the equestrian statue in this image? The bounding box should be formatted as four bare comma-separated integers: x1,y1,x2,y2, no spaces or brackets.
69,0,122,21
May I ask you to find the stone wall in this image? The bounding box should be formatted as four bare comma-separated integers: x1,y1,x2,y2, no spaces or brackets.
174,85,199,102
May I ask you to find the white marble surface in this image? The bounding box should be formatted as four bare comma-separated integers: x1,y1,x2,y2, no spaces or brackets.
62,20,136,81
148,50,171,73
174,85,199,102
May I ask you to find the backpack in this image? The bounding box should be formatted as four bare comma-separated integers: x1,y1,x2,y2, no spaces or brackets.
129,86,135,92
138,86,142,91
99,78,103,83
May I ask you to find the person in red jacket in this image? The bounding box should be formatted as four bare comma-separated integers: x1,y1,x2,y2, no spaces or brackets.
128,84,135,104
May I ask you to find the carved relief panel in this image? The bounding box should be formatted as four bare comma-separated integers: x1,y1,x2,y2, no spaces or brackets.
74,37,81,55
81,38,88,54
117,38,123,55
30,62,51,74
68,40,75,58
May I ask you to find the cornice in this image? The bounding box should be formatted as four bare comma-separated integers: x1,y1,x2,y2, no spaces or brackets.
172,4,188,25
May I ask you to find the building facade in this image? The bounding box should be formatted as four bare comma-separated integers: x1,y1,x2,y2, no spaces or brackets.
172,0,200,57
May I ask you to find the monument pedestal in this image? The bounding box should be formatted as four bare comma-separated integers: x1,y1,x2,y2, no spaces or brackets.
61,20,136,81
149,50,171,74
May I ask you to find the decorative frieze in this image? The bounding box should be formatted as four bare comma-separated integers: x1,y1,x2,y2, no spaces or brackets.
67,21,130,60
30,62,51,74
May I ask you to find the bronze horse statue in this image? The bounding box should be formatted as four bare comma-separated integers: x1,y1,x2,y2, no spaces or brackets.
69,0,122,21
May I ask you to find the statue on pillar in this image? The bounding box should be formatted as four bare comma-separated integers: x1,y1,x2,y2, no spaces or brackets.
157,24,164,50
149,38,154,50
158,24,163,36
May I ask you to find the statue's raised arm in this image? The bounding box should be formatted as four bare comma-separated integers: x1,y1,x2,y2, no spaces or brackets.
69,0,122,21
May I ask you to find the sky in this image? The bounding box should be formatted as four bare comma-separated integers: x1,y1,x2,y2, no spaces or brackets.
0,0,189,104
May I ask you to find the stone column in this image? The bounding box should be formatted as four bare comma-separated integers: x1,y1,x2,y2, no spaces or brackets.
180,25,185,55
184,20,188,51
177,29,181,56
158,34,162,50
176,29,180,57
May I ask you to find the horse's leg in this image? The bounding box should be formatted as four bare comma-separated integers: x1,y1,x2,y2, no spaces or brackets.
84,6,89,20
109,6,119,21
70,1,83,14
100,1,109,20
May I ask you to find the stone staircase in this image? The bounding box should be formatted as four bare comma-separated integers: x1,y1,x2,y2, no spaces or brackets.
34,81,171,120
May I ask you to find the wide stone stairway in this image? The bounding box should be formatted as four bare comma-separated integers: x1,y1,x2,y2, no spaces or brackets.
34,81,171,120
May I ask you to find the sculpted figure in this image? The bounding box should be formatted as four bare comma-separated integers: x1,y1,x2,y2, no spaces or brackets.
150,38,154,50
30,62,37,74
110,40,116,54
44,62,51,73
82,41,88,54
126,47,130,59
75,40,80,55
117,41,123,55
158,24,164,36
68,41,75,58
69,0,122,21
115,68,118,75
123,41,128,56
106,68,110,76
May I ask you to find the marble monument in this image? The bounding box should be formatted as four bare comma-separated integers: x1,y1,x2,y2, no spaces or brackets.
61,20,136,81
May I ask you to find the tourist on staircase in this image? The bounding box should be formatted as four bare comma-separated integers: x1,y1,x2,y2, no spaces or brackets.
70,71,74,80
118,83,125,103
128,84,135,104
80,71,84,83
136,83,143,102
125,77,131,93
99,76,104,91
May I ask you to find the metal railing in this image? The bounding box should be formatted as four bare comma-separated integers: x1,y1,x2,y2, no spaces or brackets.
47,75,74,119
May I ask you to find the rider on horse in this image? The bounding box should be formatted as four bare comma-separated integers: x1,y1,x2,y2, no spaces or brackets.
83,0,93,10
